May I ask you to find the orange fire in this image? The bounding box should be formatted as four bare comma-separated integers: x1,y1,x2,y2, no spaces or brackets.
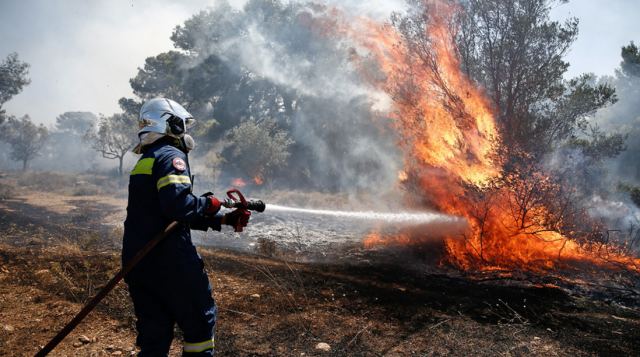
364,231,412,249
341,2,640,272
254,176,264,185
231,178,247,188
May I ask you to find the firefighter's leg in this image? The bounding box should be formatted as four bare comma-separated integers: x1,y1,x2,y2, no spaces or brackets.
128,282,175,356
168,261,217,356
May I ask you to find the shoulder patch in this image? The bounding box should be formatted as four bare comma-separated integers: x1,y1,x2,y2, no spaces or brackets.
172,157,187,171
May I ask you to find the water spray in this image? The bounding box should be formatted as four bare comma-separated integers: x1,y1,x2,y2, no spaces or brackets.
266,204,464,225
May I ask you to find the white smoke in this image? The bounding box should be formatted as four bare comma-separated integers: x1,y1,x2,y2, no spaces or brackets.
178,0,408,192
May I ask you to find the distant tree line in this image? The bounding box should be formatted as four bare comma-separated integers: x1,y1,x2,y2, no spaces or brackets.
0,52,49,171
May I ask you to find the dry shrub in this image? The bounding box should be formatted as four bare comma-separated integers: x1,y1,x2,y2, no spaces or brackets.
16,171,69,192
256,237,277,257
0,182,16,199
12,171,125,196
71,183,102,196
78,173,126,193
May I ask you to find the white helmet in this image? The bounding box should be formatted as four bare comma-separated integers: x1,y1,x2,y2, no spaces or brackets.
138,98,195,139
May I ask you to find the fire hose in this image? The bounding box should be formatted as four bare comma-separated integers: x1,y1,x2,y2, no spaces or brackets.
35,189,265,357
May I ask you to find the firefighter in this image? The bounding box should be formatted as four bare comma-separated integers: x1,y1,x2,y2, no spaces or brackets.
122,98,248,356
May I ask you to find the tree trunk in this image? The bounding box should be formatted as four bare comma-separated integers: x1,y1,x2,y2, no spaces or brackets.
22,159,28,172
118,156,124,176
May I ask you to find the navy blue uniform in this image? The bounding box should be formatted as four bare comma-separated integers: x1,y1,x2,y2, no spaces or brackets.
123,139,220,356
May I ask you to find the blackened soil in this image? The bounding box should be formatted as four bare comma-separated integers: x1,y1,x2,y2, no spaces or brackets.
0,191,639,356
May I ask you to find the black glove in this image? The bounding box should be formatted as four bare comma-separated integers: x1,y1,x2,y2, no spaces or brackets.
223,208,251,232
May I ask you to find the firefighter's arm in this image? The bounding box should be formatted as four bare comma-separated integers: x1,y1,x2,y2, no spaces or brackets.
191,193,224,231
154,150,223,231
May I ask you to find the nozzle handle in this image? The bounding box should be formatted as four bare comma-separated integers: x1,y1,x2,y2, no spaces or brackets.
227,188,247,207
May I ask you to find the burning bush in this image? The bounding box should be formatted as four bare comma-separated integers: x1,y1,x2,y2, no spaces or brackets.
340,0,640,272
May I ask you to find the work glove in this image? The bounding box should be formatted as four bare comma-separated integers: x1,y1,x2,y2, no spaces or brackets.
223,208,251,232
187,193,223,232
205,195,222,215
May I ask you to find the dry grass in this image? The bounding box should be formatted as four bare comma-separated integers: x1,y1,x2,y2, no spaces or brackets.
0,173,639,356
0,182,15,200
10,171,126,197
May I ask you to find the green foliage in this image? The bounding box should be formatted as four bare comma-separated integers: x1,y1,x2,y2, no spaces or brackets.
125,1,306,141
122,0,349,187
130,51,191,102
227,119,294,182
620,42,640,78
55,112,97,136
1,115,48,170
568,125,627,162
0,53,30,123
617,183,640,207
599,41,640,183
118,97,143,117
442,0,616,157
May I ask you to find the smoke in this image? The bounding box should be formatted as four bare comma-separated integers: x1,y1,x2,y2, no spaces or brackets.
591,69,640,241
597,74,640,185
179,1,408,193
544,67,640,242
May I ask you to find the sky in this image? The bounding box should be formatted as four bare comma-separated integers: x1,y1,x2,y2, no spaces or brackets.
549,0,640,78
1,0,638,125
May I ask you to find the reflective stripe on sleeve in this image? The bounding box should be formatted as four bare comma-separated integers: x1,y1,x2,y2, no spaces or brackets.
131,158,155,175
183,338,214,353
156,174,191,190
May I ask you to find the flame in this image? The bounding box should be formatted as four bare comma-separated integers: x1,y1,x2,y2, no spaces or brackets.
254,176,264,185
333,2,640,272
364,231,411,249
349,9,499,188
231,178,247,188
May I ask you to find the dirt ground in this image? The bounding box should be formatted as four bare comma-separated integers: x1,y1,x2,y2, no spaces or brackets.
0,174,639,356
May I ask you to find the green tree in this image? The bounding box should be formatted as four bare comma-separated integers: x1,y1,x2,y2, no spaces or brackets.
227,119,293,184
129,51,191,103
1,115,48,171
122,0,400,190
118,97,143,117
85,113,137,176
55,111,97,135
592,41,640,193
0,53,30,123
620,42,640,78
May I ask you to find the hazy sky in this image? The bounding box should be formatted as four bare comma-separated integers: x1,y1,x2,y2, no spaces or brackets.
1,0,638,125
550,0,640,78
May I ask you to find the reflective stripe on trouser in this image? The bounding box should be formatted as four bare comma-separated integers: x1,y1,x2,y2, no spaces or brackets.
184,338,214,353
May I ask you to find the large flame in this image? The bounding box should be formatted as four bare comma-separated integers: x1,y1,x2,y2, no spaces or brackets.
336,2,640,272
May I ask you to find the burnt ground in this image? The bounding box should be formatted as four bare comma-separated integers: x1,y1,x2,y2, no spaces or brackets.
0,177,639,356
